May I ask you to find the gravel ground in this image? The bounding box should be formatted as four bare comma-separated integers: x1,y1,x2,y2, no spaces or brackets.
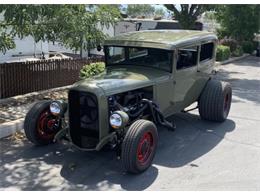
0,90,68,124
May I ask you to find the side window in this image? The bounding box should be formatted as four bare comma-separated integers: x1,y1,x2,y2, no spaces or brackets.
200,42,214,62
177,46,198,70
107,47,125,64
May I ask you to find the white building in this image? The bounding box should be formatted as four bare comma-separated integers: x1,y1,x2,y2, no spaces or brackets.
0,36,48,63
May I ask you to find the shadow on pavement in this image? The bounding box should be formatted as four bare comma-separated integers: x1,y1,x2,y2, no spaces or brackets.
229,56,260,68
0,112,235,190
216,71,260,104
154,113,235,168
216,56,260,105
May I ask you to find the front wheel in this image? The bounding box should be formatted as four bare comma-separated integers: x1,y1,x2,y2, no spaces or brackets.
24,100,61,145
121,119,158,174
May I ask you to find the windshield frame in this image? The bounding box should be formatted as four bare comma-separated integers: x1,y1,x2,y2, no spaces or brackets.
104,45,174,73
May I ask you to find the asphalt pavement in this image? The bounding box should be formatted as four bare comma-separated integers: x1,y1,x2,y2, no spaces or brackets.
0,56,260,190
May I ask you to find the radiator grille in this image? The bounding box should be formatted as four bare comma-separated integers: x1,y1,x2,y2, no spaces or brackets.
68,90,99,148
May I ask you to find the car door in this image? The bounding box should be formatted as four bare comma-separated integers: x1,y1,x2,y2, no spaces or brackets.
197,41,216,78
172,45,201,112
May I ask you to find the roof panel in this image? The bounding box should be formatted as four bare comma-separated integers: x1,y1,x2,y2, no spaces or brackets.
104,30,217,50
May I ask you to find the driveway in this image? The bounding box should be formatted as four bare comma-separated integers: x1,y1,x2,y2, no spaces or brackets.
0,56,260,190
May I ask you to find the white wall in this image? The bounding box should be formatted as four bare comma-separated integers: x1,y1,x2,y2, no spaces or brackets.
114,21,136,35
137,21,157,31
48,42,78,54
0,36,49,63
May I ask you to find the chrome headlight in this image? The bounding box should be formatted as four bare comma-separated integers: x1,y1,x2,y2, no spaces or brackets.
50,100,67,116
109,111,129,129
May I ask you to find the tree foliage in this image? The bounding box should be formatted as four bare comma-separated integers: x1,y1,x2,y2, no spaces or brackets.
154,8,166,18
126,4,155,18
164,4,216,29
0,5,121,55
0,31,15,53
215,5,260,42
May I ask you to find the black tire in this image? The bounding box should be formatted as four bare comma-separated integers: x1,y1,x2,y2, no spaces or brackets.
24,100,61,146
121,119,158,174
199,80,232,122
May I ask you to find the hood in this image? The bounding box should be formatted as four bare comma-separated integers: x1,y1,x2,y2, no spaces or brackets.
72,65,171,95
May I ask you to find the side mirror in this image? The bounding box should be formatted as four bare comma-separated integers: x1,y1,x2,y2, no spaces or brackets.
97,45,102,52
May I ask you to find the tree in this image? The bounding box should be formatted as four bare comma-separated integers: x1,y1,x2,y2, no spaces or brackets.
0,5,121,56
215,5,260,42
0,5,41,53
126,4,155,18
0,31,15,54
164,4,216,29
154,8,166,18
46,5,121,57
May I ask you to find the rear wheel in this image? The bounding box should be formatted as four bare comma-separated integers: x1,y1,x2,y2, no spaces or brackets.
199,80,232,122
121,119,158,174
24,101,61,145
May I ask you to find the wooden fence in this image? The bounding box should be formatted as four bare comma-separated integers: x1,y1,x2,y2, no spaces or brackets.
0,57,103,99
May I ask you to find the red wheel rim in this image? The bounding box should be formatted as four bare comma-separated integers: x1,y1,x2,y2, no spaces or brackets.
37,109,60,140
137,132,154,165
224,93,230,112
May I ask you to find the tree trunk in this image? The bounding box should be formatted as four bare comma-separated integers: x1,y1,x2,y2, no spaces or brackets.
80,46,83,58
80,34,83,58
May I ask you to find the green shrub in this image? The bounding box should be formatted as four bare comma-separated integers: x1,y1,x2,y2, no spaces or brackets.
241,41,255,54
232,45,244,57
79,62,105,79
216,45,231,61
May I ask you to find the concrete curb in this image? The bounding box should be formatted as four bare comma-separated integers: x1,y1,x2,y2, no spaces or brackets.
0,118,24,139
216,54,250,66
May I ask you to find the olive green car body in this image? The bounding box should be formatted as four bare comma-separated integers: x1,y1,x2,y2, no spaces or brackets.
70,30,218,150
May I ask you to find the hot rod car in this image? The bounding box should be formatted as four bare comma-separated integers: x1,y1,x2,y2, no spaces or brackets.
24,30,232,174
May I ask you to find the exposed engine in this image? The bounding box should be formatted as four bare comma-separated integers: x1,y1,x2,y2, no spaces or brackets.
108,91,144,117
107,87,175,131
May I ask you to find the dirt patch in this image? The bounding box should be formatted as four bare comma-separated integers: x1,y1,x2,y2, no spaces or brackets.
0,89,68,124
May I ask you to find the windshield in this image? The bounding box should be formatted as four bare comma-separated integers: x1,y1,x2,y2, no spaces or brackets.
105,46,173,72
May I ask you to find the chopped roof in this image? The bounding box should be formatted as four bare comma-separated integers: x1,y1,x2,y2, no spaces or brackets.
104,30,217,50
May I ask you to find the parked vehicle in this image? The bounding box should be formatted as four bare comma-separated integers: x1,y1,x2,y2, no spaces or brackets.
24,30,232,174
